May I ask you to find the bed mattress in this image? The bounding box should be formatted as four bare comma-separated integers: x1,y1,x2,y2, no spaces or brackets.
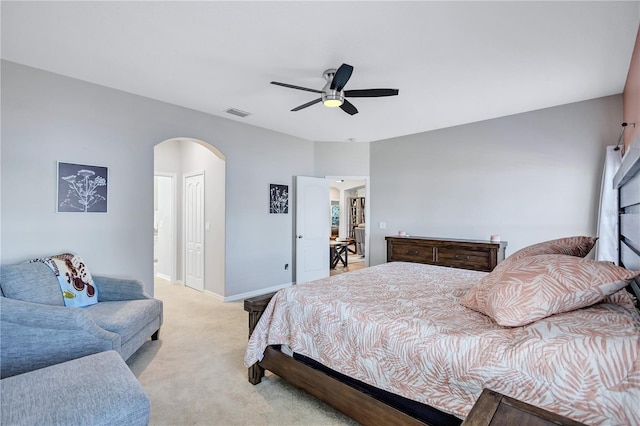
245,262,640,425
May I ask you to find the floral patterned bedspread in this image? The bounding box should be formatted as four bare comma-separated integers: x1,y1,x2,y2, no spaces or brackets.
244,262,640,425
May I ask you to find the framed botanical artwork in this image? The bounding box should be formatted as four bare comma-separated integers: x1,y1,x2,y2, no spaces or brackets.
269,184,288,214
57,162,108,213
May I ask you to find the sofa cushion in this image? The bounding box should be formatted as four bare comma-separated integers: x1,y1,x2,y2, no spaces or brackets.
0,350,150,426
85,299,162,343
0,262,64,306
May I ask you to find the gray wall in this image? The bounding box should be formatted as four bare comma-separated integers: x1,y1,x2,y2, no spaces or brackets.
1,60,623,298
314,141,369,177
369,95,622,265
1,60,314,298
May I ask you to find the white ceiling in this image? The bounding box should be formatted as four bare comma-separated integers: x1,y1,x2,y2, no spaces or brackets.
2,1,639,143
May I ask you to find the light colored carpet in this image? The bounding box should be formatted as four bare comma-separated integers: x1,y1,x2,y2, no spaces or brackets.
127,279,358,426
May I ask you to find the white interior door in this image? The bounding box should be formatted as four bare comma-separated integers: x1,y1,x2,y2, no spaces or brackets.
295,176,330,284
184,171,204,291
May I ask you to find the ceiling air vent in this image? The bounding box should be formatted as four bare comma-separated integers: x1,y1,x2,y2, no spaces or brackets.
225,108,251,118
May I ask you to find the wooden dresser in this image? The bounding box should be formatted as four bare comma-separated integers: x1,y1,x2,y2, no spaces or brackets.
386,236,507,272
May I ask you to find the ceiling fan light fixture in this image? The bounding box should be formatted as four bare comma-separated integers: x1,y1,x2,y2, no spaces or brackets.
322,92,344,108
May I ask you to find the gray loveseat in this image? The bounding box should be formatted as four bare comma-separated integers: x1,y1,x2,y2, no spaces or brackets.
0,261,163,378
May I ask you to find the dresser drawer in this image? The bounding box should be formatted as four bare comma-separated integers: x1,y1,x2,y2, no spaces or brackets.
387,241,434,264
436,246,491,271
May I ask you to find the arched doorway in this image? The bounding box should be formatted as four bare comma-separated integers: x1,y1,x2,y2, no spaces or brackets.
154,138,226,296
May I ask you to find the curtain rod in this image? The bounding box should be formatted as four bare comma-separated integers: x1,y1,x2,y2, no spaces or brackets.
614,122,636,151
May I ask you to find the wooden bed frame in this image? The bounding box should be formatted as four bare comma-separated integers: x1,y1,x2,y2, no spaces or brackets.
244,293,454,426
246,135,640,426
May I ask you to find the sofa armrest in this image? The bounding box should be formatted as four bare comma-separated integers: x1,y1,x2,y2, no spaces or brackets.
0,297,120,378
93,275,150,301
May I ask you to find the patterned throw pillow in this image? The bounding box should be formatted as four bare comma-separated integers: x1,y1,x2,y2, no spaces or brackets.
31,253,98,308
500,236,598,269
461,254,639,327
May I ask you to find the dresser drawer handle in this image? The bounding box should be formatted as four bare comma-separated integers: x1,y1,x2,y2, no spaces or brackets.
455,255,471,260
406,250,419,256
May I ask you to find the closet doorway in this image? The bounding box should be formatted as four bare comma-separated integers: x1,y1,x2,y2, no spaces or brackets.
154,172,177,281
184,171,204,291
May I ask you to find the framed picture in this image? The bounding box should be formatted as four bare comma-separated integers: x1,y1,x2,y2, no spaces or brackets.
269,184,288,214
57,162,108,213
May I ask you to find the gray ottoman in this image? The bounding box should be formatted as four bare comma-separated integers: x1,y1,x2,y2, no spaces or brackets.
1,350,150,426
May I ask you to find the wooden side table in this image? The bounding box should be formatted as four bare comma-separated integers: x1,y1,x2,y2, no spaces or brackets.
330,240,348,268
462,389,585,426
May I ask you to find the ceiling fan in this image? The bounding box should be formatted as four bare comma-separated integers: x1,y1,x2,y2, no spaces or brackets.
270,63,399,116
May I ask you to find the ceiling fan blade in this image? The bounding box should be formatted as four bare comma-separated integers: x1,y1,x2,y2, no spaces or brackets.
340,99,358,115
344,88,399,98
330,63,354,91
291,98,322,111
271,81,323,94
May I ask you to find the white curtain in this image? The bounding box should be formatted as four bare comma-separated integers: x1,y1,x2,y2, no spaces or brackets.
595,146,622,263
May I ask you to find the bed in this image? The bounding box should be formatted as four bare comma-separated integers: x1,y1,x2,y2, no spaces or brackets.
245,136,640,426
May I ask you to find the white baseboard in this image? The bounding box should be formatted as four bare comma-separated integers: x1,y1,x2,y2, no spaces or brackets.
165,282,293,303
155,272,171,281
204,289,224,302
221,282,293,302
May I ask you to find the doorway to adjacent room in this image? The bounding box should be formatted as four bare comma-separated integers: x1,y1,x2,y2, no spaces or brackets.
294,176,369,283
328,177,368,276
153,138,225,296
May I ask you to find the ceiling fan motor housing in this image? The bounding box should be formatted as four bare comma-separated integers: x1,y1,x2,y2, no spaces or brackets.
322,69,344,107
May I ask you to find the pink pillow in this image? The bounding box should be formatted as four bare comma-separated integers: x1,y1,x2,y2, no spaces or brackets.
461,254,639,327
501,236,598,268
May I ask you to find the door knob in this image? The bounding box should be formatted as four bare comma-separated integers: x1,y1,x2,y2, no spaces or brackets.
298,235,303,239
